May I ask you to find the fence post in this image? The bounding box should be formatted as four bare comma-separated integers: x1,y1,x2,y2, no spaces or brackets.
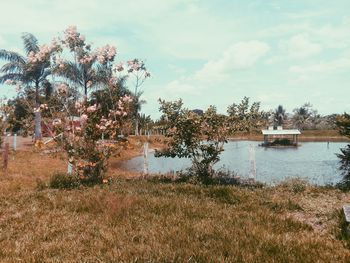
67,162,73,175
3,142,9,174
143,142,149,176
13,134,17,151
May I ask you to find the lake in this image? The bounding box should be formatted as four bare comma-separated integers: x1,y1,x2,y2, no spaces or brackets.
122,141,348,185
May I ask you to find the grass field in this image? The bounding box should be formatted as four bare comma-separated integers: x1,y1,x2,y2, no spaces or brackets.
0,150,350,262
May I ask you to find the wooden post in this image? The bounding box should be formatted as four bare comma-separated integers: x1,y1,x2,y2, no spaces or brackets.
67,162,73,175
249,144,256,182
3,142,9,174
143,142,149,175
13,134,17,151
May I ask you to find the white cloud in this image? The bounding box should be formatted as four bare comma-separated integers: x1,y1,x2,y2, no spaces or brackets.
158,41,270,105
281,34,322,59
194,41,270,84
289,58,350,75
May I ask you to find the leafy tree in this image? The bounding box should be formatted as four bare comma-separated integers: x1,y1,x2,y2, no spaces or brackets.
155,99,229,182
336,113,350,189
292,102,318,130
227,97,269,133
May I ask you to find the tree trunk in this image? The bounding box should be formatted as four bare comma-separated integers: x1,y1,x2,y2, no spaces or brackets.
34,111,42,141
34,82,42,141
135,118,139,136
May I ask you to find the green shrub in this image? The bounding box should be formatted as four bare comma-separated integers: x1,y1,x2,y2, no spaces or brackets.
49,172,80,189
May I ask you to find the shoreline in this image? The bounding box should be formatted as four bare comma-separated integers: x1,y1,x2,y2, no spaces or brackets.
228,136,350,142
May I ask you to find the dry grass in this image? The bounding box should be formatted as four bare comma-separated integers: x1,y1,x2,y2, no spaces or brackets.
0,151,350,262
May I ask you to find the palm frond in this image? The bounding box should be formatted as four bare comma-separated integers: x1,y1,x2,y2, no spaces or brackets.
21,33,39,55
0,61,25,74
0,49,25,63
0,73,27,83
39,68,52,82
54,61,83,87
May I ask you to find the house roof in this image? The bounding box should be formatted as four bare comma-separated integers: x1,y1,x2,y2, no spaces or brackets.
261,129,301,135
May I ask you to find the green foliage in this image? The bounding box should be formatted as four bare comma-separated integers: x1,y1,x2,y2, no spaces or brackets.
156,99,229,182
336,113,350,189
336,113,350,137
49,172,80,189
270,138,293,146
227,96,269,132
292,102,320,130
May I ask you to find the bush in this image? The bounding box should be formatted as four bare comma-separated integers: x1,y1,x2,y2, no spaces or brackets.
271,138,293,146
49,172,80,189
337,145,350,190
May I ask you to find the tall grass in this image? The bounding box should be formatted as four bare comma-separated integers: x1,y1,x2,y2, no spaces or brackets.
0,151,349,262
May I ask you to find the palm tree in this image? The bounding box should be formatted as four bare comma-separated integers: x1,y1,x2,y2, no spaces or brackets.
0,33,52,140
138,113,152,135
274,105,286,127
292,103,313,130
54,60,106,97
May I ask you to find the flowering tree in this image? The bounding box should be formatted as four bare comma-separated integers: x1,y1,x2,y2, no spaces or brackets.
54,26,117,97
51,83,133,183
155,99,229,182
54,27,149,136
125,59,150,135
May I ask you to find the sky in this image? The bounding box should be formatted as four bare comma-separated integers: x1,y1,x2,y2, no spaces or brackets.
0,0,350,118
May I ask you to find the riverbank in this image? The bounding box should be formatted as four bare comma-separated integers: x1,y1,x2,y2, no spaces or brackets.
229,129,350,142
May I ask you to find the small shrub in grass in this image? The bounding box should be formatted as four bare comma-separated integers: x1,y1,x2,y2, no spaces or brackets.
35,178,47,191
279,178,308,194
336,209,350,248
49,172,80,189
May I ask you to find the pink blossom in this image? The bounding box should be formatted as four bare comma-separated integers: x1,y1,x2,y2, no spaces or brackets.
86,80,92,87
109,77,116,85
87,104,97,113
75,101,82,109
122,95,133,103
80,114,88,124
4,79,14,85
115,63,124,72
95,45,117,64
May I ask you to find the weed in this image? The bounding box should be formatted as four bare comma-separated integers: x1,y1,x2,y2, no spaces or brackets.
49,172,80,190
